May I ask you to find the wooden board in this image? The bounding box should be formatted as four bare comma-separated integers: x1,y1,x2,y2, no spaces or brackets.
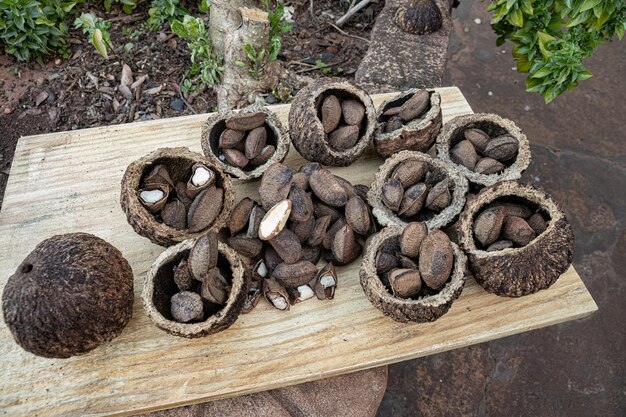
0,87,597,416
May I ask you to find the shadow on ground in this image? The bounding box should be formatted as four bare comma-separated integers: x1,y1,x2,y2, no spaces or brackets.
377,1,626,416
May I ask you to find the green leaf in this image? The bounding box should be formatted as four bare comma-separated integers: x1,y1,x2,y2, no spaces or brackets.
124,42,133,52
577,70,593,80
92,29,109,59
531,67,552,78
520,0,533,16
509,8,524,27
567,10,590,27
579,0,598,13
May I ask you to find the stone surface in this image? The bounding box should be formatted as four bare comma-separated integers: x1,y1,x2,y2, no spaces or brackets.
356,0,453,91
143,367,388,417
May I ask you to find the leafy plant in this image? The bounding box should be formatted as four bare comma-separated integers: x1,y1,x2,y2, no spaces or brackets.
0,0,80,62
74,12,112,59
146,0,188,31
171,15,223,92
102,0,135,14
315,59,332,75
486,0,626,103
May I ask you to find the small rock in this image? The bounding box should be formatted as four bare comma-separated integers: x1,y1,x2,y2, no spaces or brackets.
474,18,481,24
265,94,276,104
104,113,114,122
170,99,185,112
35,91,49,107
167,38,177,49
4,107,14,114
47,107,60,125
120,63,133,87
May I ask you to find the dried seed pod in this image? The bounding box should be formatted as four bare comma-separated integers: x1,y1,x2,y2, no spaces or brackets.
288,184,314,222
450,140,479,170
381,179,404,212
263,278,290,310
332,224,362,264
314,262,337,300
502,216,536,247
321,94,342,133
200,267,230,305
225,112,267,131
309,169,349,207
273,261,319,288
395,0,443,35
244,126,267,160
270,229,302,264
399,221,428,258
360,226,467,323
289,78,376,166
390,158,428,188
229,197,255,235
143,164,174,190
300,245,321,264
314,201,342,224
307,215,332,247
259,199,292,241
398,183,428,217
328,125,360,151
173,258,193,291
246,205,266,238
264,246,283,272
486,240,514,252
161,199,187,230
374,90,442,158
484,135,519,162
419,230,454,289
187,163,215,198
527,212,548,235
188,232,219,280
388,269,422,298
473,206,505,247
369,151,469,230
291,216,316,243
171,291,204,323
345,196,372,236
227,235,264,259
259,163,293,210
222,148,249,169
474,157,505,175
457,181,574,297
323,217,347,250
248,145,276,168
187,185,224,233
376,250,399,274
342,99,366,126
138,185,169,214
436,114,530,187
291,172,310,191
425,179,451,212
464,128,490,153
219,129,245,149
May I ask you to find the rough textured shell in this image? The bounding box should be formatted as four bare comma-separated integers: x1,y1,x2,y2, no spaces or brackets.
368,150,468,230
374,89,443,158
456,181,575,297
201,106,289,180
288,78,376,166
2,233,134,358
436,113,531,187
143,239,246,338
359,226,467,323
120,147,235,247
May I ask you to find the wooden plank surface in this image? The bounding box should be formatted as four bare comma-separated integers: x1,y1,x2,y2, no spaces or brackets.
0,87,597,416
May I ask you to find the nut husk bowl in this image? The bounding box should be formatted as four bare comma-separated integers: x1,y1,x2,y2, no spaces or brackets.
360,226,467,323
143,238,247,338
456,181,575,297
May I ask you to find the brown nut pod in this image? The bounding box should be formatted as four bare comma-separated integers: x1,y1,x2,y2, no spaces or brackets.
368,151,468,230
456,181,575,297
143,237,246,338
201,106,289,180
374,89,443,158
436,113,531,187
288,78,376,166
359,226,467,323
121,147,235,247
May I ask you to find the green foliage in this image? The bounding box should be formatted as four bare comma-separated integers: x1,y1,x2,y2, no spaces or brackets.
486,0,626,103
74,12,112,59
315,59,332,74
0,0,79,62
171,15,223,92
102,0,135,14
146,0,188,31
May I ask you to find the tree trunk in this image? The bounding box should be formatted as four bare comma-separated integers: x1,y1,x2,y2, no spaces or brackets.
209,0,258,57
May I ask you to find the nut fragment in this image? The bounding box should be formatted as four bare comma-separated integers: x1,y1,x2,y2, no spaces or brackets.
244,126,267,159
173,258,193,291
139,186,169,214
161,199,187,230
309,169,348,207
483,135,519,162
296,285,315,302
425,179,451,212
269,228,302,264
450,140,479,170
273,261,318,288
398,183,428,217
381,179,404,212
307,215,332,247
143,164,174,189
200,267,230,305
342,99,366,126
263,278,290,310
473,206,505,247
171,291,204,322
502,216,536,246
388,268,422,298
188,232,219,280
321,95,342,133
418,230,454,289
219,129,245,149
464,128,490,153
225,112,267,131
486,240,514,252
399,221,428,258
328,125,360,151
314,262,337,300
229,197,255,235
390,158,428,188
399,89,430,122
187,185,224,233
259,199,292,241
474,157,505,175
345,196,372,236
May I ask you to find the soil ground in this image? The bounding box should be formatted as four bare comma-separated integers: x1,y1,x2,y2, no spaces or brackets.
1,0,625,415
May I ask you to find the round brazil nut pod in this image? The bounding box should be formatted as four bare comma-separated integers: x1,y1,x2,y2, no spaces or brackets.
201,106,289,180
2,233,134,358
373,89,443,158
288,77,376,166
367,150,468,230
436,113,531,187
456,181,575,297
121,147,235,247
143,238,246,338
359,226,467,323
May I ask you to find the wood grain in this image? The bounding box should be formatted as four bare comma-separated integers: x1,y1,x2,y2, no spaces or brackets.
0,87,597,416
